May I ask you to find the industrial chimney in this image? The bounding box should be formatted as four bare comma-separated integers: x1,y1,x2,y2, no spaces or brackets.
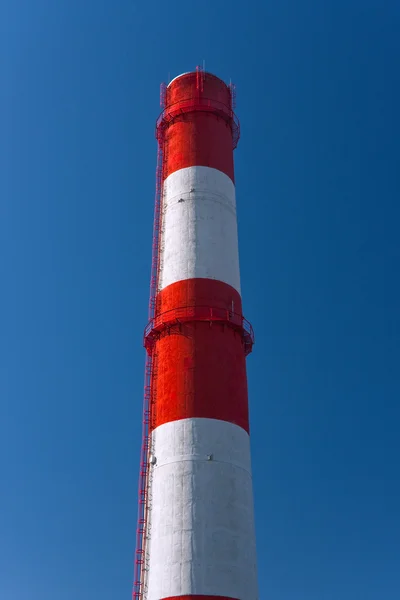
134,68,258,600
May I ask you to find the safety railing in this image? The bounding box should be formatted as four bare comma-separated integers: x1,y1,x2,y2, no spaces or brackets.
156,96,240,149
144,305,254,356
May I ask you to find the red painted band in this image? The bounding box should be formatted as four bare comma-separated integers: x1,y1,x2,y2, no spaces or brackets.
151,279,249,433
161,72,235,182
156,278,242,316
167,72,232,108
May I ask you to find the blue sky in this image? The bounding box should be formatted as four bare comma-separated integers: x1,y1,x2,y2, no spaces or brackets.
1,0,400,598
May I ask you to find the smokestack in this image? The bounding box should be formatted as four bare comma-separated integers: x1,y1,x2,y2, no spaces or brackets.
134,68,258,600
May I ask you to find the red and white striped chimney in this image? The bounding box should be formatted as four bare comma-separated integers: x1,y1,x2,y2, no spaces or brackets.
140,70,258,600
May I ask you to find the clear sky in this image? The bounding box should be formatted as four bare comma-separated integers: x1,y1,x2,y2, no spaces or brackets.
2,1,400,599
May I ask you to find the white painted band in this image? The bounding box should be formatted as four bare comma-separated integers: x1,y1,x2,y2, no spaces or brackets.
146,418,258,600
158,166,241,294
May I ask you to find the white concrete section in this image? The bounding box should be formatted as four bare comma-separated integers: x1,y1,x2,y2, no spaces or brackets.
146,418,258,600
158,166,241,294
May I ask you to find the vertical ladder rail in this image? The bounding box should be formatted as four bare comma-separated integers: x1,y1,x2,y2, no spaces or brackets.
133,84,166,600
